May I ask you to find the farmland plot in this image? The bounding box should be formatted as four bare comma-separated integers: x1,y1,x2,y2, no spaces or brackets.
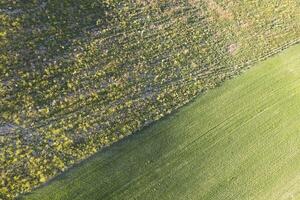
22,44,300,200
1,0,300,198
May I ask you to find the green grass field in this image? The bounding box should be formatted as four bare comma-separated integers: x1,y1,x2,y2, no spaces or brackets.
21,44,300,200
2,1,300,198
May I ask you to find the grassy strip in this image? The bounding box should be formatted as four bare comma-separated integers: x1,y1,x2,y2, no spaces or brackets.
22,43,300,200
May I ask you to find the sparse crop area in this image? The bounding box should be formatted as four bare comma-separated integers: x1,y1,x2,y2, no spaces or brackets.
1,0,300,199
22,44,300,200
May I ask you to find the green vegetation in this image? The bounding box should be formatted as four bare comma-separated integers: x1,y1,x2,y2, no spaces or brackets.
1,0,300,199
22,44,300,200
